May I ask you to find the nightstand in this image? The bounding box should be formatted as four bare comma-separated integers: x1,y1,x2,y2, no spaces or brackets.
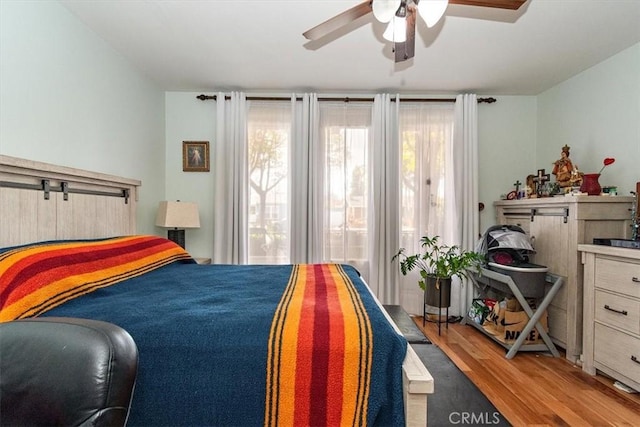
194,257,211,265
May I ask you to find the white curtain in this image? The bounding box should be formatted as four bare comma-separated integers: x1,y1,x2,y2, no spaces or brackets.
213,92,248,264
398,102,455,315
318,101,372,279
369,94,401,304
290,93,322,263
246,99,292,264
453,93,480,316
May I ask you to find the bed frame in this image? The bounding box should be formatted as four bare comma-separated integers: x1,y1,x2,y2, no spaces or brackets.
0,155,139,246
0,154,433,426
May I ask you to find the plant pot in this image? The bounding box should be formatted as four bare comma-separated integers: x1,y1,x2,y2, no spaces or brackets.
424,276,452,308
580,173,602,195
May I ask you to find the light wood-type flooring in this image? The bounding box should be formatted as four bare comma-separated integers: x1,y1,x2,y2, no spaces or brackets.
414,317,640,426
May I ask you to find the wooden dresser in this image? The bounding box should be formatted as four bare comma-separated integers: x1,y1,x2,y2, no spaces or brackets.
579,244,640,391
494,196,633,362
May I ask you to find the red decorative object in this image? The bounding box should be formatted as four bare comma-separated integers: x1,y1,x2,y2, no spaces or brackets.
580,173,602,195
598,157,615,174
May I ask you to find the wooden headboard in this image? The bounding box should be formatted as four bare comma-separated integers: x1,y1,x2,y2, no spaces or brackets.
0,155,141,248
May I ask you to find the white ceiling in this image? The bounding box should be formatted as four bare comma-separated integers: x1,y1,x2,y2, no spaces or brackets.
60,0,640,96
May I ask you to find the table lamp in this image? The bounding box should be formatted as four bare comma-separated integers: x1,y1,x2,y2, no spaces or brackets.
155,201,200,248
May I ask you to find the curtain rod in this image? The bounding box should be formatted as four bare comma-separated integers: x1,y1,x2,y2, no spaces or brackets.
196,94,496,103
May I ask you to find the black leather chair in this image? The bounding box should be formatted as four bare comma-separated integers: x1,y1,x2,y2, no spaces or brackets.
0,317,138,426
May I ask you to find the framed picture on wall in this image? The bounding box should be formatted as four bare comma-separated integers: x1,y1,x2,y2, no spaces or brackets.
183,141,210,172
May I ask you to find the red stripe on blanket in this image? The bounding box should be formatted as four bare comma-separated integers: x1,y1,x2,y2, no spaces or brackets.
309,265,330,424
325,266,346,426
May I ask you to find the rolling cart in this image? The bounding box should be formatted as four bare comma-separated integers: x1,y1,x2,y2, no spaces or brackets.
464,268,564,359
463,225,565,358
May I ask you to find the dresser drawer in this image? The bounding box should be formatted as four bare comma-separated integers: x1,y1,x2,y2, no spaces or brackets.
594,290,640,335
595,258,640,298
594,323,640,385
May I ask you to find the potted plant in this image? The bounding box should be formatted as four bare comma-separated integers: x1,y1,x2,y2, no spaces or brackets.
392,235,483,307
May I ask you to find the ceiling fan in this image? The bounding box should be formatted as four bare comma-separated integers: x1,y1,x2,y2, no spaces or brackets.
303,0,526,63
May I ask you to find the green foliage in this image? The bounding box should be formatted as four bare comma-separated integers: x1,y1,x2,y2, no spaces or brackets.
391,235,483,290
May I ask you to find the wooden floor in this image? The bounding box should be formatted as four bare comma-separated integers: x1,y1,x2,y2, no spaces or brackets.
414,317,640,426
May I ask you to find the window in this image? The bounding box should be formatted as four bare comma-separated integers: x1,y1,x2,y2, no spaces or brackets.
319,102,372,263
398,102,454,313
245,99,453,270
247,101,291,264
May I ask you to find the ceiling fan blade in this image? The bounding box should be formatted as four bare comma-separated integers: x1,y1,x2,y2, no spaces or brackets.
373,0,402,23
303,0,373,41
394,4,417,62
448,0,526,10
418,0,450,28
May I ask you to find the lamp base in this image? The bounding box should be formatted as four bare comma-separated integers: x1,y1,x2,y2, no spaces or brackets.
167,229,185,248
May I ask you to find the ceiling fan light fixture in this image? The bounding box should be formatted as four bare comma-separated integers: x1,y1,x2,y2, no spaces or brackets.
372,0,402,23
418,0,449,27
383,15,407,43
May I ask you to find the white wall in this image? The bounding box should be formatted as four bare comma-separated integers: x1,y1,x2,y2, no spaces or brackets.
476,43,639,233
0,0,166,234
477,96,538,233
164,92,216,258
537,43,639,196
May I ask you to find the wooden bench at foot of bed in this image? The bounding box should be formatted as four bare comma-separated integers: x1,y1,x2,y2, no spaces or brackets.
403,344,434,426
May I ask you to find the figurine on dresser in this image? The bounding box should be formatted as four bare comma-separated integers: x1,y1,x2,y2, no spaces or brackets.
552,145,582,189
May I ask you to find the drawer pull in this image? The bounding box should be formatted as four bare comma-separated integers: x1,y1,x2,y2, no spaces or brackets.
632,355,640,365
633,277,639,283
604,305,628,316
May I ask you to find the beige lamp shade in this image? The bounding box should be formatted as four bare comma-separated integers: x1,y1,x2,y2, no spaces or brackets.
155,201,200,229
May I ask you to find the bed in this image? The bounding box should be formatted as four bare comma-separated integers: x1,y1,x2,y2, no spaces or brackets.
0,155,433,426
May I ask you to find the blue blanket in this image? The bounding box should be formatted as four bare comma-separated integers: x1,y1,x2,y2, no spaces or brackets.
9,241,408,426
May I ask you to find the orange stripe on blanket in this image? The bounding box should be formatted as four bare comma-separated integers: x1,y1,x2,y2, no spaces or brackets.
0,236,192,322
265,264,372,427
